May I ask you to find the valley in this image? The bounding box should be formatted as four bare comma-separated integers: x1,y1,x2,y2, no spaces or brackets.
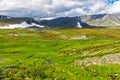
0,0,120,79
0,29,120,80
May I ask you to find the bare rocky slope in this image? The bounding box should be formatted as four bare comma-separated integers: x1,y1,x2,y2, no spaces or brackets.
81,14,120,27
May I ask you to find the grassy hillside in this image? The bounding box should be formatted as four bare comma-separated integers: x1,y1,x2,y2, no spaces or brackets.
0,29,120,80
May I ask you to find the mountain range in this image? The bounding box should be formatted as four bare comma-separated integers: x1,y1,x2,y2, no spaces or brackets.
38,14,120,28
0,14,120,29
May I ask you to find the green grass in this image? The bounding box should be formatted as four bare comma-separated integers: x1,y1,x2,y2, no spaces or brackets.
0,29,120,80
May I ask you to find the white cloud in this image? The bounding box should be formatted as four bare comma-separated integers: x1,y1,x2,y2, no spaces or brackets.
90,1,107,13
107,1,120,14
62,8,87,17
0,0,119,17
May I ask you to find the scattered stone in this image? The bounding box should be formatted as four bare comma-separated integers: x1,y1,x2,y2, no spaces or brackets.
75,53,120,66
70,35,88,40
109,73,118,80
46,60,59,66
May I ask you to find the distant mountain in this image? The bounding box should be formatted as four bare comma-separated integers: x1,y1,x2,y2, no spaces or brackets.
38,14,120,28
0,18,36,25
80,14,120,27
0,16,44,29
39,17,92,28
0,15,10,19
0,14,120,29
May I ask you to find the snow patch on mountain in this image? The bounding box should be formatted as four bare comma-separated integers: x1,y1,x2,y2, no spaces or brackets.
0,22,44,29
77,22,82,28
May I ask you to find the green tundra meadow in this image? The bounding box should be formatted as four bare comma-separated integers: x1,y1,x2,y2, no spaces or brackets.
0,28,120,80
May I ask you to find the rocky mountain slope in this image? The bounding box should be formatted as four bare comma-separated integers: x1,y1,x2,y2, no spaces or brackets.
38,14,120,28
81,14,120,27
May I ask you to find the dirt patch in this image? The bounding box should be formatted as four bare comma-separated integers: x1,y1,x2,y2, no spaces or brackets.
75,53,120,67
70,35,94,40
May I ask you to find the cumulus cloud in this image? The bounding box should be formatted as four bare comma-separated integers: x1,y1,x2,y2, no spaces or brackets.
0,0,119,17
107,0,120,14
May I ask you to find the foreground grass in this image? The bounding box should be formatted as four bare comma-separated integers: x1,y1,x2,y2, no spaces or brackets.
0,29,120,80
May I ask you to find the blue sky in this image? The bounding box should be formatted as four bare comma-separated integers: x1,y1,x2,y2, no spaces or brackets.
108,0,115,4
0,0,120,17
108,0,119,4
